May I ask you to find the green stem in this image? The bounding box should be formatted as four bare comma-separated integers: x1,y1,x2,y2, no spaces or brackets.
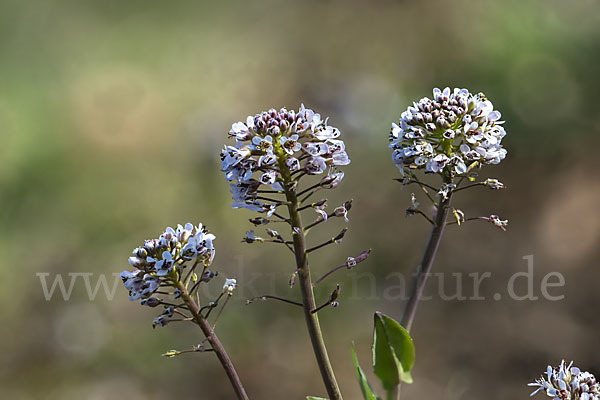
397,177,453,400
175,281,250,400
280,162,343,400
401,177,453,331
387,386,399,400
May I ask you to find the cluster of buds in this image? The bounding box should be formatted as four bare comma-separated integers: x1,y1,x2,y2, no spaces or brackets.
120,223,229,327
389,87,507,177
529,360,600,400
221,105,350,215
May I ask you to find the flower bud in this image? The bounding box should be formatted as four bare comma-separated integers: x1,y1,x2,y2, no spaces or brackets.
483,178,505,190
140,297,161,307
334,227,348,243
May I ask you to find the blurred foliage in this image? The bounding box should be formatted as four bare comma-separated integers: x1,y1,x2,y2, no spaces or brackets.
1,0,599,399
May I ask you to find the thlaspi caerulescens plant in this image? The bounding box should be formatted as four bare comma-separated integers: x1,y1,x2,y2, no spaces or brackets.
391,87,509,331
350,87,509,400
120,223,249,400
221,105,370,400
118,92,514,400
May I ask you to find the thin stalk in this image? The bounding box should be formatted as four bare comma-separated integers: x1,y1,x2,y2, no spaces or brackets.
396,178,453,400
175,281,250,400
246,295,303,307
387,386,399,400
312,249,371,287
279,161,343,400
401,177,454,332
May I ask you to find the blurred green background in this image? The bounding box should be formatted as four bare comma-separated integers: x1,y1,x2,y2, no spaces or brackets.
1,0,599,399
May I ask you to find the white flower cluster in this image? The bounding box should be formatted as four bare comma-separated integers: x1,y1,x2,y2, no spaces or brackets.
389,87,507,177
529,360,600,400
221,105,350,214
121,223,215,301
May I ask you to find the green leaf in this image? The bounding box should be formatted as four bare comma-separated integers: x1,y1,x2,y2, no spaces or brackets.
306,397,328,400
351,344,380,400
372,312,415,388
372,314,401,390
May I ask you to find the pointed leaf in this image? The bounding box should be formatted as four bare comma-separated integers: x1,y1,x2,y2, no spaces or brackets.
351,344,380,400
379,312,415,381
373,312,415,387
372,314,400,390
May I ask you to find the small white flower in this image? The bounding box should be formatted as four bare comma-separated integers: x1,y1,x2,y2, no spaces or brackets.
488,214,508,231
438,183,456,200
155,251,174,276
305,156,328,175
258,153,276,167
223,278,237,294
259,169,278,185
410,193,419,210
332,149,351,166
251,135,274,153
128,256,144,268
285,156,300,172
483,178,505,190
321,169,344,189
220,146,251,172
279,134,302,155
304,142,329,156
231,200,275,217
427,154,449,173
314,207,328,222
333,205,349,222
453,209,465,225
243,230,264,243
152,315,167,328
346,257,357,268
229,121,251,141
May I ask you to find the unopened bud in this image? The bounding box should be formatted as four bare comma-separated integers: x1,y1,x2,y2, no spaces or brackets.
140,297,161,307
334,228,348,243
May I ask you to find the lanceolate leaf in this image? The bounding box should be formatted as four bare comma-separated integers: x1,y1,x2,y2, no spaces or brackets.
372,312,416,388
373,313,401,390
351,344,381,400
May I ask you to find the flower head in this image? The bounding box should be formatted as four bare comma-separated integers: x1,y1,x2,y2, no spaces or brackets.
529,360,600,399
221,105,350,214
389,87,507,177
121,223,216,304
